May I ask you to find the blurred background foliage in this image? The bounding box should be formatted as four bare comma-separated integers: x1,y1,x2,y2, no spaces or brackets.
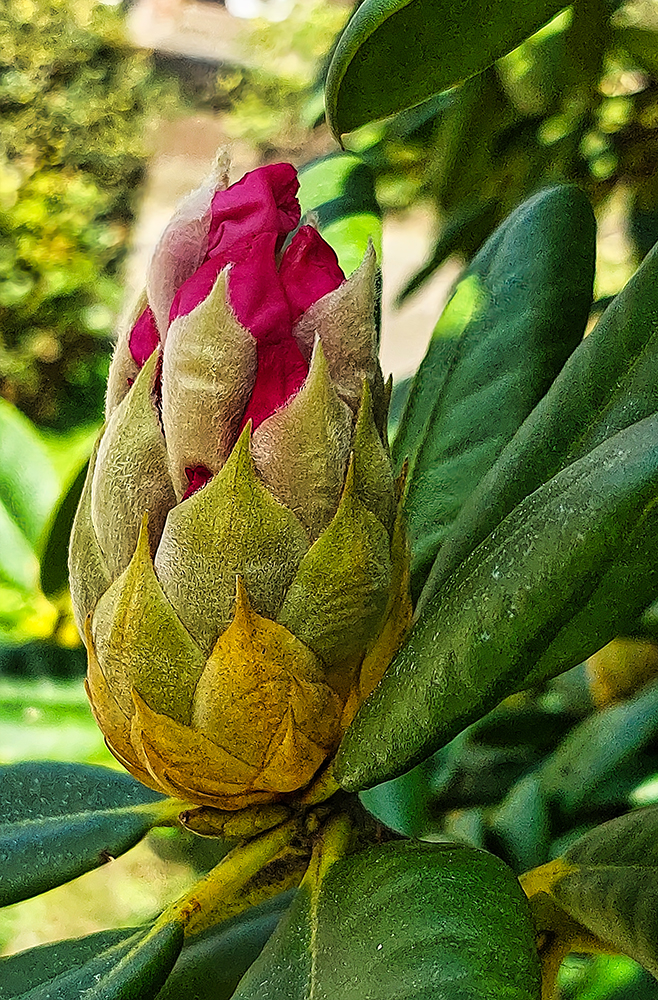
335,0,658,300
2,0,658,994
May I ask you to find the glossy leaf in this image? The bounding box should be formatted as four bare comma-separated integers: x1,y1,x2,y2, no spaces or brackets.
426,236,658,607
233,841,541,999
393,185,595,598
298,153,382,278
0,893,293,1000
548,808,658,977
0,762,176,906
157,892,293,1000
358,751,445,837
39,459,88,597
5,922,183,1000
338,413,658,791
325,0,568,137
0,928,135,999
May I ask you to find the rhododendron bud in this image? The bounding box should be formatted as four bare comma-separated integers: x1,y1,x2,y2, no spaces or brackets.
69,161,412,810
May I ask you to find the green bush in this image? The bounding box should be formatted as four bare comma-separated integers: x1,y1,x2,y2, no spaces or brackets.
0,0,178,429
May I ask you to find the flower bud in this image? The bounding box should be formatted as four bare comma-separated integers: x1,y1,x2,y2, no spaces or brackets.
70,161,412,809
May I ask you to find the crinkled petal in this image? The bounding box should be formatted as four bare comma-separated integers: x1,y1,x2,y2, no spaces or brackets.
280,225,344,328
206,162,300,256
239,337,309,433
129,306,159,368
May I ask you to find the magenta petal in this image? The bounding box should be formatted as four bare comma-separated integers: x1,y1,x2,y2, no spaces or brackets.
279,226,345,324
227,233,291,342
240,338,308,432
129,306,160,368
169,257,226,323
182,465,214,500
207,163,300,257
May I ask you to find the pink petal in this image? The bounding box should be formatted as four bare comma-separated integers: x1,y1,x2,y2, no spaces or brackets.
169,256,225,323
207,163,301,257
182,465,213,500
129,306,160,368
226,232,291,342
279,226,345,323
240,338,308,432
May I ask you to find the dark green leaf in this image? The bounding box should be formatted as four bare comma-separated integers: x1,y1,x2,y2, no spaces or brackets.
233,842,541,999
12,921,183,1000
298,153,382,278
538,677,658,819
426,237,658,607
338,414,658,791
0,928,136,999
551,807,658,976
490,774,551,873
386,377,412,441
0,762,172,906
325,0,568,137
0,893,293,1000
157,892,294,1000
39,459,88,597
393,185,595,599
359,750,446,837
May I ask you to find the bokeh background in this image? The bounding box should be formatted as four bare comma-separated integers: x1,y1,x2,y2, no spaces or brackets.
2,1,658,995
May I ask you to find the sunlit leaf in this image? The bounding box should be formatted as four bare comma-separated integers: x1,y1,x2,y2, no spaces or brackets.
325,0,568,137
0,762,178,906
233,841,541,999
338,414,658,790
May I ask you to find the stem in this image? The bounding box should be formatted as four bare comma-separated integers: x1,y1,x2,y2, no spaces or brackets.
154,815,305,939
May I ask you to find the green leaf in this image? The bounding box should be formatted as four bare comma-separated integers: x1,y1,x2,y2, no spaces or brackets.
0,762,177,906
538,677,658,820
0,893,293,1000
156,892,293,1000
39,459,88,598
426,236,658,608
11,921,183,1000
298,153,382,278
386,377,412,441
491,774,550,874
325,0,568,137
338,413,658,791
0,928,136,999
0,400,59,548
0,400,59,591
358,751,445,837
233,841,541,999
393,185,595,599
550,807,658,977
